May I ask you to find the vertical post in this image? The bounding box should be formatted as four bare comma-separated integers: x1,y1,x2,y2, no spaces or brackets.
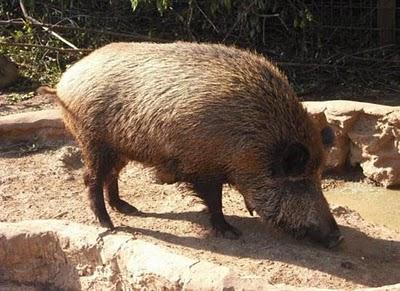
377,0,396,45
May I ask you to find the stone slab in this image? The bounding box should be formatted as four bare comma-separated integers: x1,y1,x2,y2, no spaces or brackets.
0,109,68,147
0,220,398,290
0,220,316,290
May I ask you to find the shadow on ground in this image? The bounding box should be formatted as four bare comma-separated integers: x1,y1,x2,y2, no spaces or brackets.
114,210,400,287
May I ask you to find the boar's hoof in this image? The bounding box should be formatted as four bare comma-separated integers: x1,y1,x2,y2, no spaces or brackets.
211,219,242,239
111,199,139,215
326,232,344,249
99,218,115,230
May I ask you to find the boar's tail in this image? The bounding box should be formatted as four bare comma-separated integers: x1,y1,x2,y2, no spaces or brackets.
36,86,57,97
36,86,67,109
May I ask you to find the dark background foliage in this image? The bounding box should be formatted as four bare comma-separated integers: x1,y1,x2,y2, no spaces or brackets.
0,0,399,96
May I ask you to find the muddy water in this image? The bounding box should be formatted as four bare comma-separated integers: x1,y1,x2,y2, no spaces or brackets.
325,182,400,232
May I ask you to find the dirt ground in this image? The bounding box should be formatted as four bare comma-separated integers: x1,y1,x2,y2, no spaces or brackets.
0,145,399,290
0,92,54,116
1,90,400,289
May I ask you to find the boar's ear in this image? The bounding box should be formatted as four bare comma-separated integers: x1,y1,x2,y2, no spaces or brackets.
321,126,335,148
282,142,310,176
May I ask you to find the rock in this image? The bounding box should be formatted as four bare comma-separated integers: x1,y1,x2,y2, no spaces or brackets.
348,109,400,187
56,146,83,169
0,220,398,290
0,109,70,148
0,55,18,89
305,101,362,170
341,261,355,270
0,220,299,291
331,205,352,217
304,101,400,187
357,284,400,291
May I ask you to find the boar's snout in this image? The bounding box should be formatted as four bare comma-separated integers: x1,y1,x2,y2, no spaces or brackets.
250,178,344,249
307,217,344,248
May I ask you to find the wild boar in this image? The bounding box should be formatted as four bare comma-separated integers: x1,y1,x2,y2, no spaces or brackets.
38,42,342,248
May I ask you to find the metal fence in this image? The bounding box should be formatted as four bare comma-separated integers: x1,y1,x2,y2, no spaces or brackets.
305,0,399,46
1,0,398,89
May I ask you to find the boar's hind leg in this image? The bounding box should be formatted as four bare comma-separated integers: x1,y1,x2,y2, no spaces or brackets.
193,180,242,239
104,156,139,215
82,142,115,229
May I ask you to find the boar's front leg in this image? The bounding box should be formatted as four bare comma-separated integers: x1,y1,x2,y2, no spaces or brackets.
192,179,242,239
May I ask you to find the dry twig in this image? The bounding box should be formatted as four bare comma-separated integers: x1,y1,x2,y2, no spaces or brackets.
19,0,79,49
222,0,257,42
0,41,92,54
0,19,169,43
193,0,219,33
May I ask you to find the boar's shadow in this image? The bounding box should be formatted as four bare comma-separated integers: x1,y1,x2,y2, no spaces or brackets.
113,211,400,288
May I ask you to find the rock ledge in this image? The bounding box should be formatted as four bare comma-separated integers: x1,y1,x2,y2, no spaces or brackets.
0,220,399,291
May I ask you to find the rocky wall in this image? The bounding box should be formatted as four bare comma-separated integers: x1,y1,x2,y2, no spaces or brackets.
305,101,400,187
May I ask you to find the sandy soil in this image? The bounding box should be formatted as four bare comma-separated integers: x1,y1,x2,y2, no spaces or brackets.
0,92,55,116
0,145,399,289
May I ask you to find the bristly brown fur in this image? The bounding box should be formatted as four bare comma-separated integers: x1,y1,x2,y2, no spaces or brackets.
45,41,341,244
36,86,57,96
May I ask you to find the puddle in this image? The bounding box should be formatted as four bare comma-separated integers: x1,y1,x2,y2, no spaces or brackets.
325,182,400,232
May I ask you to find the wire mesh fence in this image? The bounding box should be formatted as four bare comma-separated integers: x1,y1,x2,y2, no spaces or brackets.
0,0,399,92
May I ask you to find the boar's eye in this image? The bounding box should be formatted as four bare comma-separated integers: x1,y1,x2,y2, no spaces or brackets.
282,142,310,176
321,126,335,147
